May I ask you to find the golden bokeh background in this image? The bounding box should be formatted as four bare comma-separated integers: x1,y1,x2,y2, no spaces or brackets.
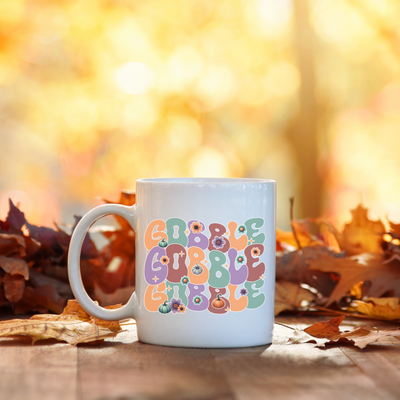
0,0,400,230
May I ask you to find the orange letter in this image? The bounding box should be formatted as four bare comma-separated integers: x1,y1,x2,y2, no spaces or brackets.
228,284,248,312
228,221,247,251
144,282,167,312
145,219,167,250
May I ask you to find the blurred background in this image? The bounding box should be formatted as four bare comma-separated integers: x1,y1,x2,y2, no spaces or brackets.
0,0,400,231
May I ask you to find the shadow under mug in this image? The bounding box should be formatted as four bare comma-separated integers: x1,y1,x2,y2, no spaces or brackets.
68,178,276,348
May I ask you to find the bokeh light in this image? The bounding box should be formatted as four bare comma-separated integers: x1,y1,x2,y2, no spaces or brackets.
115,62,155,95
0,0,400,230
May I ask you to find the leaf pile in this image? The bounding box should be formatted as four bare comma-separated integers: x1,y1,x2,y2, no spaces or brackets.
276,202,400,321
0,192,136,315
2,192,400,324
287,315,400,349
0,299,124,345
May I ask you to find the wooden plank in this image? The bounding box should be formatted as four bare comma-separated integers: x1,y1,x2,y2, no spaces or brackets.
342,346,400,400
77,325,234,400
1,314,399,400
0,338,77,400
211,322,389,400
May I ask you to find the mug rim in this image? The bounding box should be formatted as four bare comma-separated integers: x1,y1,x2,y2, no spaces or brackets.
136,177,275,185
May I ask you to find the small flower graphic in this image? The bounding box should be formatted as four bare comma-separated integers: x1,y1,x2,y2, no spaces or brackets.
178,304,186,314
212,236,226,250
169,298,182,314
190,221,203,234
193,296,202,305
181,276,189,285
160,255,170,265
237,225,246,234
239,288,248,296
191,263,203,275
251,247,261,257
236,255,245,264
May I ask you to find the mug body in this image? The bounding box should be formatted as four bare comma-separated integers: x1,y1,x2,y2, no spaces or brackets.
133,178,276,348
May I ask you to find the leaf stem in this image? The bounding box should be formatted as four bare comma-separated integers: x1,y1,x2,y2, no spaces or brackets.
290,197,302,250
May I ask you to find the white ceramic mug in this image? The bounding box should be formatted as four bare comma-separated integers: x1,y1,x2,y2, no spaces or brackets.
68,178,276,348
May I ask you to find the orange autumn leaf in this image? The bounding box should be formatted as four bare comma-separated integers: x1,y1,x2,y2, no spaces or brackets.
290,315,400,349
304,315,346,338
353,297,400,320
0,300,125,345
325,204,385,256
276,228,322,250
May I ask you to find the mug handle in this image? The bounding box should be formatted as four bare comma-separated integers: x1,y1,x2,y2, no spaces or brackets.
68,203,136,320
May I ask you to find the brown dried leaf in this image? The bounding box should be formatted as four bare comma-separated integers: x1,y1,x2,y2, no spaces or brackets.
25,223,63,256
326,204,385,256
0,234,26,257
292,315,400,349
14,285,66,315
276,245,341,296
0,256,29,280
308,253,400,306
353,297,400,320
275,280,315,315
5,199,26,233
304,315,346,338
3,274,25,303
23,236,41,257
0,300,124,345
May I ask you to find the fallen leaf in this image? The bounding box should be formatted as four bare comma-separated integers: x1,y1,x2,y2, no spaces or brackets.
3,274,25,303
290,315,400,349
304,315,346,338
0,234,26,257
308,253,400,306
0,194,133,314
24,223,64,256
275,280,315,315
5,199,26,233
14,284,66,314
325,204,385,256
276,245,342,296
287,329,328,346
0,256,29,280
353,297,400,320
339,327,400,349
0,300,124,345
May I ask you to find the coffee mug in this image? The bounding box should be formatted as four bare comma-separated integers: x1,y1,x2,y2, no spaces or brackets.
68,178,276,348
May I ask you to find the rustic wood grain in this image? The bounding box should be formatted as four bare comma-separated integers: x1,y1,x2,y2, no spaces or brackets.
0,338,77,400
77,335,233,400
212,323,388,400
342,346,400,400
0,315,399,400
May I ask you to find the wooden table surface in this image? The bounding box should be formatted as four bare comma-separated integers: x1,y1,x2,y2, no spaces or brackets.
1,315,400,400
